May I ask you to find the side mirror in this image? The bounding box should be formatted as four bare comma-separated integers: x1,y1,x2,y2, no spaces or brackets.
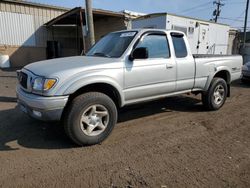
129,47,148,61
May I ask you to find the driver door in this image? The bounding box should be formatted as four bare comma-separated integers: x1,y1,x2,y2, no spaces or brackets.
124,32,176,103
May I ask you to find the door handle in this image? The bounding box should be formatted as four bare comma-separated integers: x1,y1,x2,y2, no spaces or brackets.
166,64,173,69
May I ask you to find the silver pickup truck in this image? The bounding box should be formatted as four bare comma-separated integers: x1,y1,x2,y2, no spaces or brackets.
16,29,242,146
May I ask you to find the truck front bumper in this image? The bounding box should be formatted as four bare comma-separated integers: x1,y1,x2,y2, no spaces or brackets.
16,86,69,121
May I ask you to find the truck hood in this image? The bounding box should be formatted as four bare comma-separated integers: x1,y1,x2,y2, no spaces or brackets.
24,56,122,77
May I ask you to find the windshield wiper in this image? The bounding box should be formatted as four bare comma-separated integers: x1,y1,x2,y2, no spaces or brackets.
92,52,111,58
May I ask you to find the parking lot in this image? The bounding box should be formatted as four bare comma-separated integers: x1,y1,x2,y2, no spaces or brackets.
0,69,250,187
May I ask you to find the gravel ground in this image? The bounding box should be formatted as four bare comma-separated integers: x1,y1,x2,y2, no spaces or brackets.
0,69,250,188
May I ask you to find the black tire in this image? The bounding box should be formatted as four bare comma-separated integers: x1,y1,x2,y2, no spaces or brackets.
63,92,117,146
202,77,228,111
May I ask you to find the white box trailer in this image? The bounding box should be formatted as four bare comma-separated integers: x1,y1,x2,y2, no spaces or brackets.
132,13,230,55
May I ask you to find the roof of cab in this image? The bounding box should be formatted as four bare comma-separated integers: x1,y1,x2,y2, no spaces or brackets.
111,29,184,34
111,29,185,35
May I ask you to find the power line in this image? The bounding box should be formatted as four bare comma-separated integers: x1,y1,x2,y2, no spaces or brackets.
182,6,215,15
219,17,245,22
224,0,246,3
231,26,250,29
178,1,213,13
229,10,246,25
224,2,247,6
223,0,246,2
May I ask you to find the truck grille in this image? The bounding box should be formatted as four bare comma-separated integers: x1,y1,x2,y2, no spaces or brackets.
18,72,28,89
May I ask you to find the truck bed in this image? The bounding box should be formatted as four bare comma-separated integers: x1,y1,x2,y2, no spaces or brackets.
193,54,240,58
193,54,242,88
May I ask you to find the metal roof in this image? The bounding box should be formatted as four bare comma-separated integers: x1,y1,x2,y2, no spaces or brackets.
2,0,70,11
134,12,229,27
45,7,125,27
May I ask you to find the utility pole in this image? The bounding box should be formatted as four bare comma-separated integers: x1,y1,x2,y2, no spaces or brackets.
243,0,250,47
85,0,95,48
213,0,224,22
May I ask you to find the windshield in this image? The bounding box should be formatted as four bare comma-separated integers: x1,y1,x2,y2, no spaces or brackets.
86,31,137,58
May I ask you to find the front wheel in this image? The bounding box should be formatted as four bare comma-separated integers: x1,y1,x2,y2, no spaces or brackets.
202,78,228,111
63,92,117,146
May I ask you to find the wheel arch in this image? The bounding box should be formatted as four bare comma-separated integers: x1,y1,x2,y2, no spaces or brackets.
214,70,231,84
66,82,123,108
214,70,231,97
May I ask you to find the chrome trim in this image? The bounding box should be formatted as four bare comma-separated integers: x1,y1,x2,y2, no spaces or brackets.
17,69,34,93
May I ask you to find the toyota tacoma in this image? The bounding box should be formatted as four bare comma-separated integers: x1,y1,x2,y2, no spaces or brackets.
16,29,243,146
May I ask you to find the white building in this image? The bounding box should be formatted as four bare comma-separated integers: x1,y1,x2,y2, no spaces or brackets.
132,13,230,55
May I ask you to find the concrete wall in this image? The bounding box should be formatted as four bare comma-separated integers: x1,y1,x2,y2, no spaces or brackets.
94,17,127,41
0,45,46,67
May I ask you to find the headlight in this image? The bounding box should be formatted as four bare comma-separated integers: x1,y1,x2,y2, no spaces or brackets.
32,77,57,91
33,77,44,91
242,64,249,71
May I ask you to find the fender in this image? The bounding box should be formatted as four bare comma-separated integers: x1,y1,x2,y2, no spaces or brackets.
204,66,231,91
63,75,125,106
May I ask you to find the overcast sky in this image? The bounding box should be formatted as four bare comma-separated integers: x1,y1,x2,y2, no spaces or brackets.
26,0,249,30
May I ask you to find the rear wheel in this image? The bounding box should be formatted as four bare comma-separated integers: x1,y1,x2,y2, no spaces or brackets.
202,78,228,111
63,92,117,146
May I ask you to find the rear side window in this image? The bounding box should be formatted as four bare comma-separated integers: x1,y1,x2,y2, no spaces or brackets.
136,34,170,58
171,35,188,58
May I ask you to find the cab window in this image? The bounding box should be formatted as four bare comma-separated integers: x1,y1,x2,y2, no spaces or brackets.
171,35,188,58
136,34,170,58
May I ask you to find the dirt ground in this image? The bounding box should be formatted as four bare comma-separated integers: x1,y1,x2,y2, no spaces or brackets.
0,69,250,188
